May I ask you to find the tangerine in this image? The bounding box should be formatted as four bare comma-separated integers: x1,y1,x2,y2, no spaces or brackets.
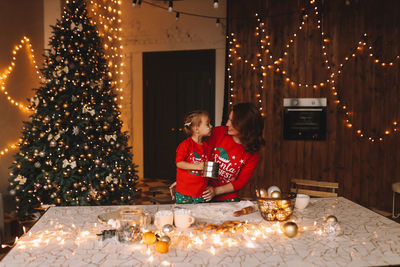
155,241,169,253
142,231,156,245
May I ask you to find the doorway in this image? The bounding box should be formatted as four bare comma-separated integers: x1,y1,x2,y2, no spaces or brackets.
143,49,215,181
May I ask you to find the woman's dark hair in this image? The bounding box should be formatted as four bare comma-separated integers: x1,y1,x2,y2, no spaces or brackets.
231,103,265,154
183,110,210,136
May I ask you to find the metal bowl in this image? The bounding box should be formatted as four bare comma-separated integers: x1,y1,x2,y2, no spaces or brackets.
256,192,296,221
203,161,220,179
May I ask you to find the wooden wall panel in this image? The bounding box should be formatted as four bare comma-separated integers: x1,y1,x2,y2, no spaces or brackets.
231,0,400,211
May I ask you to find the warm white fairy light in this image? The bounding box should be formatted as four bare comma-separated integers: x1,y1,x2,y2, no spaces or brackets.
88,0,125,110
228,0,400,142
0,36,40,112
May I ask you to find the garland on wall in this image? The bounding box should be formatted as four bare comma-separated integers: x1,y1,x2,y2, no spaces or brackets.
87,0,125,110
0,37,42,157
227,0,400,142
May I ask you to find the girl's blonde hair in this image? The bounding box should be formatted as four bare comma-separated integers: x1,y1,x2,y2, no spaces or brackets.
183,110,210,136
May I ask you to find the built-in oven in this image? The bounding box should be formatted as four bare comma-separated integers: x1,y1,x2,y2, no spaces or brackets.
283,98,327,140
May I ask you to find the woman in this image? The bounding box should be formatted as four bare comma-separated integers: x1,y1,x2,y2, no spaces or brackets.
170,102,264,202
202,102,265,202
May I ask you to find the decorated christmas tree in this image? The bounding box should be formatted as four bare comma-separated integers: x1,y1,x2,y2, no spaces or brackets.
8,0,138,217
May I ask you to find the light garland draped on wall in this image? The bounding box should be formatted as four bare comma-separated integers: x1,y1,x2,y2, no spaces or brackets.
227,0,400,142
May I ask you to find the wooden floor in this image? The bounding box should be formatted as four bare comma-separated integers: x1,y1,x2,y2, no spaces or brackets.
135,178,175,205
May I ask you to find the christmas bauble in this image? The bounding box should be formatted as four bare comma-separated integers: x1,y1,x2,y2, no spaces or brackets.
159,235,171,244
162,224,174,234
267,186,281,196
282,221,298,238
259,188,268,198
271,191,281,199
326,215,338,223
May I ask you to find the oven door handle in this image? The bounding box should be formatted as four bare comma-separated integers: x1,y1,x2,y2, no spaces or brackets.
286,108,324,111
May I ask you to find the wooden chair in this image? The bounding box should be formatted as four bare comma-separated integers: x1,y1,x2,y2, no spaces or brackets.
392,182,400,218
290,179,339,197
0,193,4,243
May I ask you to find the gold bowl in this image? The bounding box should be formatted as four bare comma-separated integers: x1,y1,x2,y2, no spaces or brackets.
257,192,296,221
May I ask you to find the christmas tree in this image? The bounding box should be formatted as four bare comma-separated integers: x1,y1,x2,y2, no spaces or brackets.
8,0,138,217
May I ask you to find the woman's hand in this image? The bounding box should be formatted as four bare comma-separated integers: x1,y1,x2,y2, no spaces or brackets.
169,181,176,200
202,186,216,202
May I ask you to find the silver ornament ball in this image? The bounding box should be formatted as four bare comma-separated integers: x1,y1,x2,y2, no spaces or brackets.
326,215,338,223
159,235,171,244
162,224,174,234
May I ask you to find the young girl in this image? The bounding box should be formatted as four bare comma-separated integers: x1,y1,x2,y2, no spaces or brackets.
175,110,212,204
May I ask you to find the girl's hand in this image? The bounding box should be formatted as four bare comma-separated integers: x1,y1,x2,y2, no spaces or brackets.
202,186,215,202
169,182,177,200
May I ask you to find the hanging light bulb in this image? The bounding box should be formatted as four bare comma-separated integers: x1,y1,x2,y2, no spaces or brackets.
168,1,173,12
176,12,180,20
216,18,220,27
213,0,219,8
132,0,137,7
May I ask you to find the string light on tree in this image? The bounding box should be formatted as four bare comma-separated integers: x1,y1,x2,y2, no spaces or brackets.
9,0,138,218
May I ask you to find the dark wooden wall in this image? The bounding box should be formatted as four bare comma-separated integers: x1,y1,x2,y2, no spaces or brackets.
229,0,400,211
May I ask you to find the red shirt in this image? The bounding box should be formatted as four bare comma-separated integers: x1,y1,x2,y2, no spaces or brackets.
207,126,260,201
175,137,209,197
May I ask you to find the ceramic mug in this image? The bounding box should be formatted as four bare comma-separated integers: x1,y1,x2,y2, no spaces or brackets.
174,209,195,229
154,210,174,229
295,194,310,210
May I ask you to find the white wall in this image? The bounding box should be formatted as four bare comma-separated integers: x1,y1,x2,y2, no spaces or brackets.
121,0,226,178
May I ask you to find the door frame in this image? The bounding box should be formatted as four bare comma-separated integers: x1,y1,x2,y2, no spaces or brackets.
128,48,225,179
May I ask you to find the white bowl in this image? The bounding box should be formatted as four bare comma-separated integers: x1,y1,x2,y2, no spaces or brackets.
295,194,310,210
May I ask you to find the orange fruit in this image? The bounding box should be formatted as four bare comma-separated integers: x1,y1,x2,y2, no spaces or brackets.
142,232,156,245
155,241,169,253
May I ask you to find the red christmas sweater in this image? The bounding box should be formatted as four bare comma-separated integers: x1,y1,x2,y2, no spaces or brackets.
207,126,260,201
175,137,209,197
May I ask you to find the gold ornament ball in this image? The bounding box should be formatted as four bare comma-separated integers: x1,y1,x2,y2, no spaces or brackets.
103,125,109,130
266,212,276,221
271,191,281,199
259,188,268,198
56,198,62,204
276,209,287,221
326,215,338,223
282,221,298,238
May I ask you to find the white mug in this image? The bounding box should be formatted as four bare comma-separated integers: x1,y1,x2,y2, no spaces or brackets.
174,209,195,229
154,210,173,229
295,194,310,210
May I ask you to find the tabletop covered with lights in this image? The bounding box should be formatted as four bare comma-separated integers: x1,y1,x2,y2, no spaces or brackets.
1,197,400,266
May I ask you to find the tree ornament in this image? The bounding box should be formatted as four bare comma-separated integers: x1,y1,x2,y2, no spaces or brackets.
324,215,341,238
271,191,281,198
162,224,174,234
282,221,298,238
326,215,338,223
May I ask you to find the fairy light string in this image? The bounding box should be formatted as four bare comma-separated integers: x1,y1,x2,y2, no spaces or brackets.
87,0,125,111
0,36,42,158
227,0,400,142
0,36,41,112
